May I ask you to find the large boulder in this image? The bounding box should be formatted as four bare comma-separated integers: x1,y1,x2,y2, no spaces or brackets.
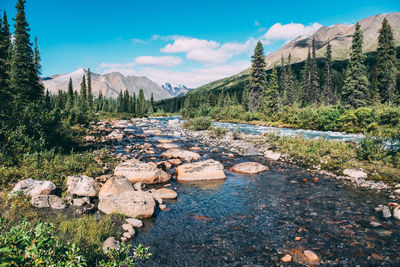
161,149,201,161
11,178,56,197
102,237,120,254
176,159,226,182
67,175,100,197
264,150,281,161
114,161,170,184
98,191,156,218
98,176,134,199
232,162,269,174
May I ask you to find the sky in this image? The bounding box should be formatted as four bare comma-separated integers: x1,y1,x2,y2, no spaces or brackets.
1,0,399,88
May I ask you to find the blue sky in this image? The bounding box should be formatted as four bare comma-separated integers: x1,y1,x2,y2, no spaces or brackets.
1,0,399,87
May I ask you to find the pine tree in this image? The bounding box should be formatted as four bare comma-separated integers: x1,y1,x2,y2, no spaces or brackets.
65,78,74,110
67,77,73,100
301,48,312,106
323,40,335,105
249,41,267,111
310,37,320,104
33,36,41,75
79,75,87,111
116,90,123,113
123,90,129,112
375,18,397,105
87,68,93,110
10,0,43,105
137,89,146,117
342,22,370,108
0,12,12,121
280,55,287,98
263,66,280,114
283,54,295,105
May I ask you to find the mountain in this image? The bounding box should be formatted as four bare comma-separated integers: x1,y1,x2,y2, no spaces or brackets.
161,83,191,97
42,68,173,100
190,12,400,95
265,12,400,67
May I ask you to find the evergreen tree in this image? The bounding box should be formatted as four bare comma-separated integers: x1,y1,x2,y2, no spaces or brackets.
33,36,41,75
323,40,335,105
263,66,280,114
116,90,123,113
136,89,146,117
0,12,12,121
375,18,397,105
342,22,370,108
67,77,73,100
123,90,129,112
310,37,320,104
301,48,312,106
149,93,154,114
280,55,287,97
284,53,295,105
87,68,93,110
79,75,87,111
65,78,74,110
10,0,43,105
249,41,267,111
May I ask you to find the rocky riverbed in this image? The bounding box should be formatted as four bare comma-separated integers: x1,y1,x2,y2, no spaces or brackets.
10,117,400,266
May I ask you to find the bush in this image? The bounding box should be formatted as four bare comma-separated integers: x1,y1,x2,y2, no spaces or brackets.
210,127,228,138
356,136,386,162
183,117,212,131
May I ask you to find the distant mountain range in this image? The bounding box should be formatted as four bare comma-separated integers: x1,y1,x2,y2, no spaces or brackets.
191,12,400,94
42,68,191,100
161,83,191,97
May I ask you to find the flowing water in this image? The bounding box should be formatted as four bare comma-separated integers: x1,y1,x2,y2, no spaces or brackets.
117,118,399,266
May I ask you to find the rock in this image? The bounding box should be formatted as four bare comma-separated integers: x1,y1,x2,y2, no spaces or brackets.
303,250,319,263
143,129,162,136
370,221,382,227
152,188,178,200
125,218,143,228
243,145,259,156
48,195,66,209
11,178,56,197
114,161,170,184
393,206,400,220
30,195,50,208
264,150,281,161
343,168,367,179
156,143,180,149
72,197,90,207
231,162,269,174
133,182,144,191
67,175,100,197
157,161,172,171
76,203,96,214
394,189,400,195
102,237,120,254
98,191,156,218
99,176,134,199
159,204,168,211
122,223,135,235
281,254,292,263
189,146,201,151
227,153,234,158
157,139,173,143
176,159,226,182
121,236,128,243
106,130,124,141
382,206,392,218
122,232,132,240
161,149,201,161
168,159,182,165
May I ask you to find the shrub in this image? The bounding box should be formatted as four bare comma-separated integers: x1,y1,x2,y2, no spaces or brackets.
183,117,212,131
210,127,228,138
356,136,386,162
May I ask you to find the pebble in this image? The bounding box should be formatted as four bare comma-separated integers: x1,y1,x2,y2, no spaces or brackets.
382,206,392,218
159,204,168,211
294,236,301,241
370,221,382,227
281,254,292,263
303,250,319,262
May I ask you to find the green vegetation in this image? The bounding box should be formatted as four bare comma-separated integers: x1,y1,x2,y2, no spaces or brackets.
183,116,212,131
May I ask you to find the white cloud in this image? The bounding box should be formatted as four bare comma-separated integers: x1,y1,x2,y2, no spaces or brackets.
132,38,146,44
99,60,250,88
134,56,182,67
264,22,322,40
160,36,254,64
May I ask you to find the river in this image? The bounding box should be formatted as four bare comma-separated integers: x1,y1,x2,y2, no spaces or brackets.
117,117,399,266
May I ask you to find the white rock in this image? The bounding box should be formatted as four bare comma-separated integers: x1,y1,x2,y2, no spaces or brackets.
125,218,143,228
102,237,120,254
343,168,367,179
382,206,392,218
67,175,100,197
122,223,135,235
49,195,66,209
264,150,281,161
11,179,56,197
393,206,400,220
30,195,50,208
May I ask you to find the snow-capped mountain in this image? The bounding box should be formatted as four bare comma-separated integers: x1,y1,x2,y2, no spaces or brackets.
161,83,191,97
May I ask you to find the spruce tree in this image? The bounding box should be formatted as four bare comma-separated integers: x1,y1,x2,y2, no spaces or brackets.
116,90,123,113
323,40,335,105
66,78,74,110
123,90,129,112
310,37,320,104
0,12,12,121
375,18,397,105
280,55,287,98
10,0,43,105
87,68,93,110
137,89,146,117
284,53,295,105
342,22,370,108
67,77,73,99
301,48,312,106
263,66,280,114
79,74,87,111
249,41,267,111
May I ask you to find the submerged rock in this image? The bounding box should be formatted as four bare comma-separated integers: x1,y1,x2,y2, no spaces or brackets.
98,191,156,218
176,159,226,182
114,161,170,184
231,162,269,174
11,178,56,197
161,149,201,161
98,176,134,199
67,175,100,197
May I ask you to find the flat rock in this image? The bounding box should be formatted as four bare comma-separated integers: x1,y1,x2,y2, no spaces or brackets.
232,162,269,174
114,161,170,184
152,188,178,200
168,159,182,165
157,139,173,143
11,179,56,197
67,175,100,197
343,168,367,179
122,223,135,235
98,176,134,199
156,143,180,149
49,195,66,209
161,149,201,161
176,159,226,182
98,191,156,219
31,195,50,208
143,129,162,136
102,237,120,254
125,218,143,228
72,197,90,207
